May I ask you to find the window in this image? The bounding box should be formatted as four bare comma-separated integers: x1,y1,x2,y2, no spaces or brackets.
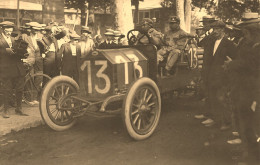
154,10,160,23
138,10,150,24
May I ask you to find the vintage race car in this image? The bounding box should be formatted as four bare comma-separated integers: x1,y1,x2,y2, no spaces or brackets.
40,29,201,140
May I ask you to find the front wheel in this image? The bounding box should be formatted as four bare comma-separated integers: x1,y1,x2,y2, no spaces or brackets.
40,76,80,131
122,77,161,140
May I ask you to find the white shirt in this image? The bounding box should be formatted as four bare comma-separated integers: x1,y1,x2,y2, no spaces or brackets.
70,44,77,56
213,38,223,56
106,40,112,44
31,35,38,49
2,33,12,48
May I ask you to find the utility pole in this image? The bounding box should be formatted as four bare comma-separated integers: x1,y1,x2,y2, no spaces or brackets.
17,0,20,28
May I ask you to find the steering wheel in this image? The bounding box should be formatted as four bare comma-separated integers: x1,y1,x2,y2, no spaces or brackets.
127,29,150,46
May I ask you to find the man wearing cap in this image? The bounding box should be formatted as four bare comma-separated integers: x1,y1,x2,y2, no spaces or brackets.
135,18,164,47
57,31,81,83
79,26,95,58
41,25,61,85
199,20,236,129
23,22,44,104
0,21,28,117
159,16,192,76
225,13,260,163
99,29,117,49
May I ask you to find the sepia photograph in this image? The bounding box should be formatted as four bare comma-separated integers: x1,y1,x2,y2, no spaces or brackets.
0,0,259,164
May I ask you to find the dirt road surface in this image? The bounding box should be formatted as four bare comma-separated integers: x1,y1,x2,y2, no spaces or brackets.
0,96,245,165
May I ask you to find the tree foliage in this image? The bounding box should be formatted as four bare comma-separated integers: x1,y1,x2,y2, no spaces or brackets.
192,0,260,22
64,0,110,25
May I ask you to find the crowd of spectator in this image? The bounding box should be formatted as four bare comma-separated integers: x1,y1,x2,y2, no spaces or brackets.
0,11,259,165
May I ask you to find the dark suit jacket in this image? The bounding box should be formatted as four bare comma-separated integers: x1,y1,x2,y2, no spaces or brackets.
98,41,117,49
202,36,236,87
0,35,26,78
57,42,81,74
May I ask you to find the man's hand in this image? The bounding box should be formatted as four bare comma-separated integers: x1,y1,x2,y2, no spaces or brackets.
223,56,232,70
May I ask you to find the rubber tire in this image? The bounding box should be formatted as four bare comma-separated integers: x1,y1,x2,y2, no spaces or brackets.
40,75,79,131
122,77,161,140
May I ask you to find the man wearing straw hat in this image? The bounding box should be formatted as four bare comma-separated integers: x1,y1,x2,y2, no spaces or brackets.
99,29,117,49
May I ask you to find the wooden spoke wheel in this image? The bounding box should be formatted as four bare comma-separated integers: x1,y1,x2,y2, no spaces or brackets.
123,77,161,140
40,76,80,131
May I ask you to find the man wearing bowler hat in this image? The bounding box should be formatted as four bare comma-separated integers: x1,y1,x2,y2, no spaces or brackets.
225,12,260,164
0,21,28,117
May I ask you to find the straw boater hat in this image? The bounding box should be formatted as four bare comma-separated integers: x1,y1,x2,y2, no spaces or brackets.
104,29,114,36
0,21,15,28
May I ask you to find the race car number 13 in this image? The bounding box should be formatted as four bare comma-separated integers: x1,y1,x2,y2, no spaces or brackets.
80,60,111,94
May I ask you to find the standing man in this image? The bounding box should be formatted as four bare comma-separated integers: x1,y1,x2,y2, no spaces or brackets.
200,20,236,128
79,26,95,58
57,32,81,83
225,13,260,164
23,22,44,104
98,29,117,49
0,21,28,118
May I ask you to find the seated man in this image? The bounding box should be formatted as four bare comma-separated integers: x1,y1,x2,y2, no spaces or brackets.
135,18,164,48
158,16,192,76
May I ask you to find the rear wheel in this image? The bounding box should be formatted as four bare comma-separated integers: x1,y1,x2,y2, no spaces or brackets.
122,77,161,140
40,76,80,131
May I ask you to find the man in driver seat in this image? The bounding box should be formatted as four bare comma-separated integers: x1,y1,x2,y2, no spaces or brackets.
158,16,191,76
135,18,164,47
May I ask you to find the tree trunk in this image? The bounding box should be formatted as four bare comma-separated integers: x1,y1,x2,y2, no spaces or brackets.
111,0,134,35
185,0,191,33
176,0,185,31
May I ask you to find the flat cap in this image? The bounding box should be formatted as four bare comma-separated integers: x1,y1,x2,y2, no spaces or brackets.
0,21,15,27
142,18,153,26
81,26,92,34
210,20,226,28
168,16,180,23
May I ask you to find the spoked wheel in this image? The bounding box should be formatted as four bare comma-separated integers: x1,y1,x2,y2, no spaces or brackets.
23,73,51,104
40,76,80,131
123,77,161,140
127,29,149,46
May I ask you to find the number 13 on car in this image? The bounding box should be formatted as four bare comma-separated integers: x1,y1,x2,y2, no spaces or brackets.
80,49,148,99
